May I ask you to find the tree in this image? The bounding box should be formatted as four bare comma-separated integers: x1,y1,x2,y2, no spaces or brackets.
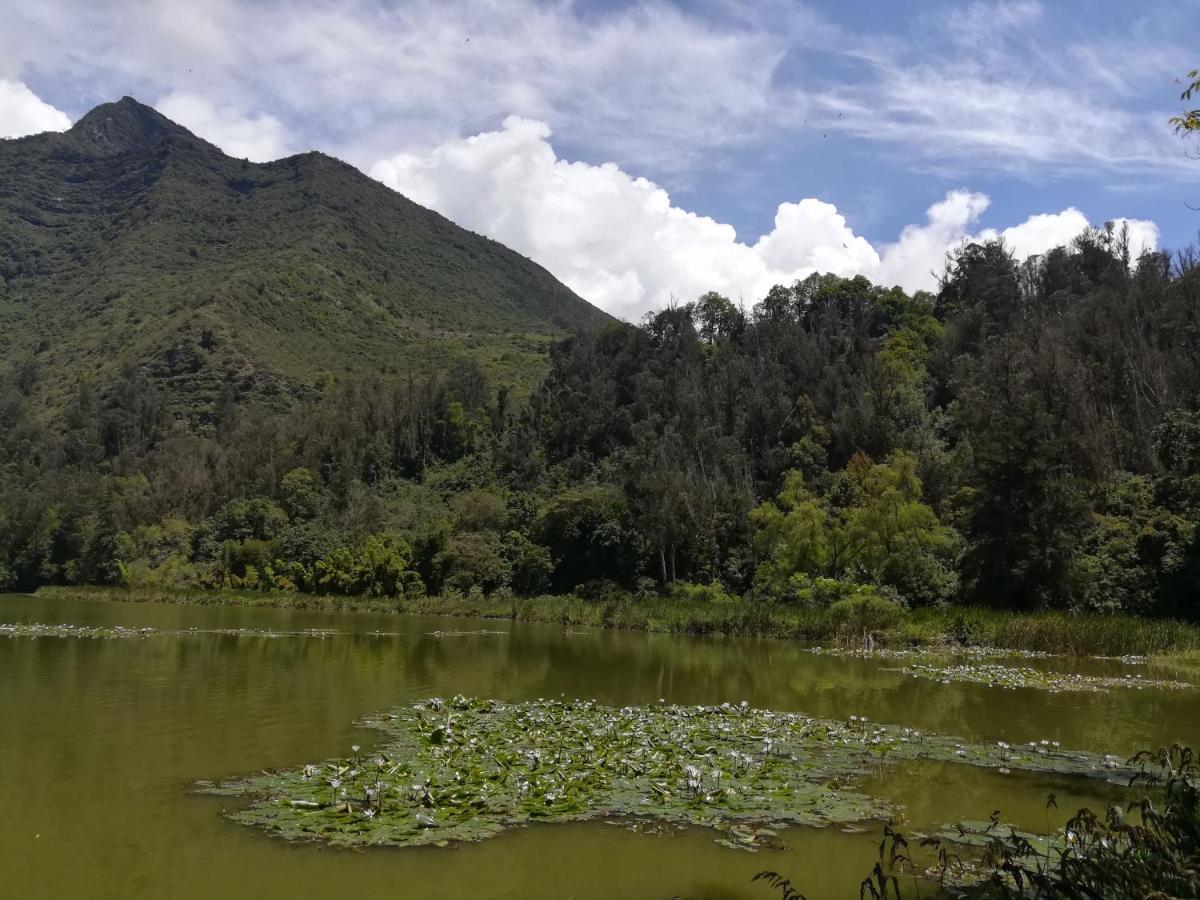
536,486,641,590
751,452,958,605
280,467,323,521
1170,69,1200,136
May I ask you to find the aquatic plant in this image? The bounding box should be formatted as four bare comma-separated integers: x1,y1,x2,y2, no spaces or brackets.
754,744,1200,899
423,629,507,637
898,661,1191,693
962,744,1200,898
0,622,373,641
201,696,1144,851
804,645,1053,661
0,622,158,639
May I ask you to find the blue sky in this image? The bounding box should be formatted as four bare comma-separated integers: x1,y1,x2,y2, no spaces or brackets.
1,0,1197,317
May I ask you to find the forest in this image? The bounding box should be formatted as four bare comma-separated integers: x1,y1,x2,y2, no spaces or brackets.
3,224,1200,624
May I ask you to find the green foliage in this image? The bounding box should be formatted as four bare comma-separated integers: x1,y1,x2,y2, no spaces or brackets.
2,114,1200,625
500,530,553,595
434,531,510,594
279,467,323,521
195,498,288,554
752,452,958,605
451,488,508,532
667,580,739,605
1170,68,1200,135
827,593,905,637
310,532,424,598
535,486,641,590
1075,474,1193,615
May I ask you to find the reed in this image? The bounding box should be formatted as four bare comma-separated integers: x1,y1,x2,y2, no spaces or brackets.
28,585,1200,658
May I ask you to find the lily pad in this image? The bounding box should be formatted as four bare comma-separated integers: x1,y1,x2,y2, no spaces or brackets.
898,662,1191,693
1,622,354,640
805,645,1053,661
0,622,158,639
202,696,1146,851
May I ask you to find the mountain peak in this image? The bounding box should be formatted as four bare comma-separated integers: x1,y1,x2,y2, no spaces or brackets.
68,97,198,156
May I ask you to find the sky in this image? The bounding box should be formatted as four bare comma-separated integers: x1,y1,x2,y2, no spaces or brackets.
1,0,1198,319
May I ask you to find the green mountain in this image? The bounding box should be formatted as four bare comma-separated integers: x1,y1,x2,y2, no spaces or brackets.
0,97,610,422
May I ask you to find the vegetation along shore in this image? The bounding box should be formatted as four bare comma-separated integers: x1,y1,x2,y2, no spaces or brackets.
29,585,1200,661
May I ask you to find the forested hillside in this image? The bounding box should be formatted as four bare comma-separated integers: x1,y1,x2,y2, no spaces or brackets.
0,98,610,424
4,216,1198,621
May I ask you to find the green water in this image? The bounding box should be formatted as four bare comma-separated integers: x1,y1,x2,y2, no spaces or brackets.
1,593,1197,899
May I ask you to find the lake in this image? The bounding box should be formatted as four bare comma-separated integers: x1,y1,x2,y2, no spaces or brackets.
1,592,1197,898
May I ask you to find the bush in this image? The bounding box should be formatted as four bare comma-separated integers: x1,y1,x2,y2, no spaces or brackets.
757,572,884,609
572,579,631,604
828,593,905,638
667,581,738,605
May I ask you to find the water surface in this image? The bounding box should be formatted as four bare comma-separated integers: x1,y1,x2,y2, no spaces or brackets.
1,593,1196,898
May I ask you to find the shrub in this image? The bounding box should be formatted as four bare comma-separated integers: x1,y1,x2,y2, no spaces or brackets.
828,593,904,638
667,581,738,605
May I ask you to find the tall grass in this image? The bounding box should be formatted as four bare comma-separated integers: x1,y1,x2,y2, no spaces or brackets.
25,585,1200,657
904,606,1200,656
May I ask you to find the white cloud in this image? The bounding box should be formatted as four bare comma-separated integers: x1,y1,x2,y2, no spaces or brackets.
155,92,291,161
976,209,1159,259
1113,218,1160,256
976,209,1091,260
814,1,1192,175
0,80,71,139
0,0,1192,184
2,0,793,175
875,191,992,290
371,119,1158,318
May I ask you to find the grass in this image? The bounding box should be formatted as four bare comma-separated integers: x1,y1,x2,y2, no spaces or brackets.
27,584,1200,659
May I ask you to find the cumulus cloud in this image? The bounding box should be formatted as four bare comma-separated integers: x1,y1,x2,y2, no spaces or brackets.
874,191,992,289
372,118,1159,318
976,210,1158,261
0,80,71,139
155,92,291,162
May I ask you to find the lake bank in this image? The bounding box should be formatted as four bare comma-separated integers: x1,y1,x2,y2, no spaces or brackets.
28,585,1200,658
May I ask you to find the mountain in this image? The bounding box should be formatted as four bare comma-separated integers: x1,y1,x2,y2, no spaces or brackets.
0,97,611,424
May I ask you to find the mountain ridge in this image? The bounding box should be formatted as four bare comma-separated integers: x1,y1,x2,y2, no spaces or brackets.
0,97,612,427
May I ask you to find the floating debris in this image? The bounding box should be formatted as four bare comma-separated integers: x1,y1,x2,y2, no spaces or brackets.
189,627,339,639
423,629,507,637
203,696,1144,851
804,645,1053,661
0,622,158,639
1,622,363,641
898,662,1191,693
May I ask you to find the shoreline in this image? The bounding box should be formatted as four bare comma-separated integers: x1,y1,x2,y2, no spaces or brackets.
20,585,1200,661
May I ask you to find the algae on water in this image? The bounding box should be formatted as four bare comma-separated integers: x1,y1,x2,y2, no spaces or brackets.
202,696,1144,850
